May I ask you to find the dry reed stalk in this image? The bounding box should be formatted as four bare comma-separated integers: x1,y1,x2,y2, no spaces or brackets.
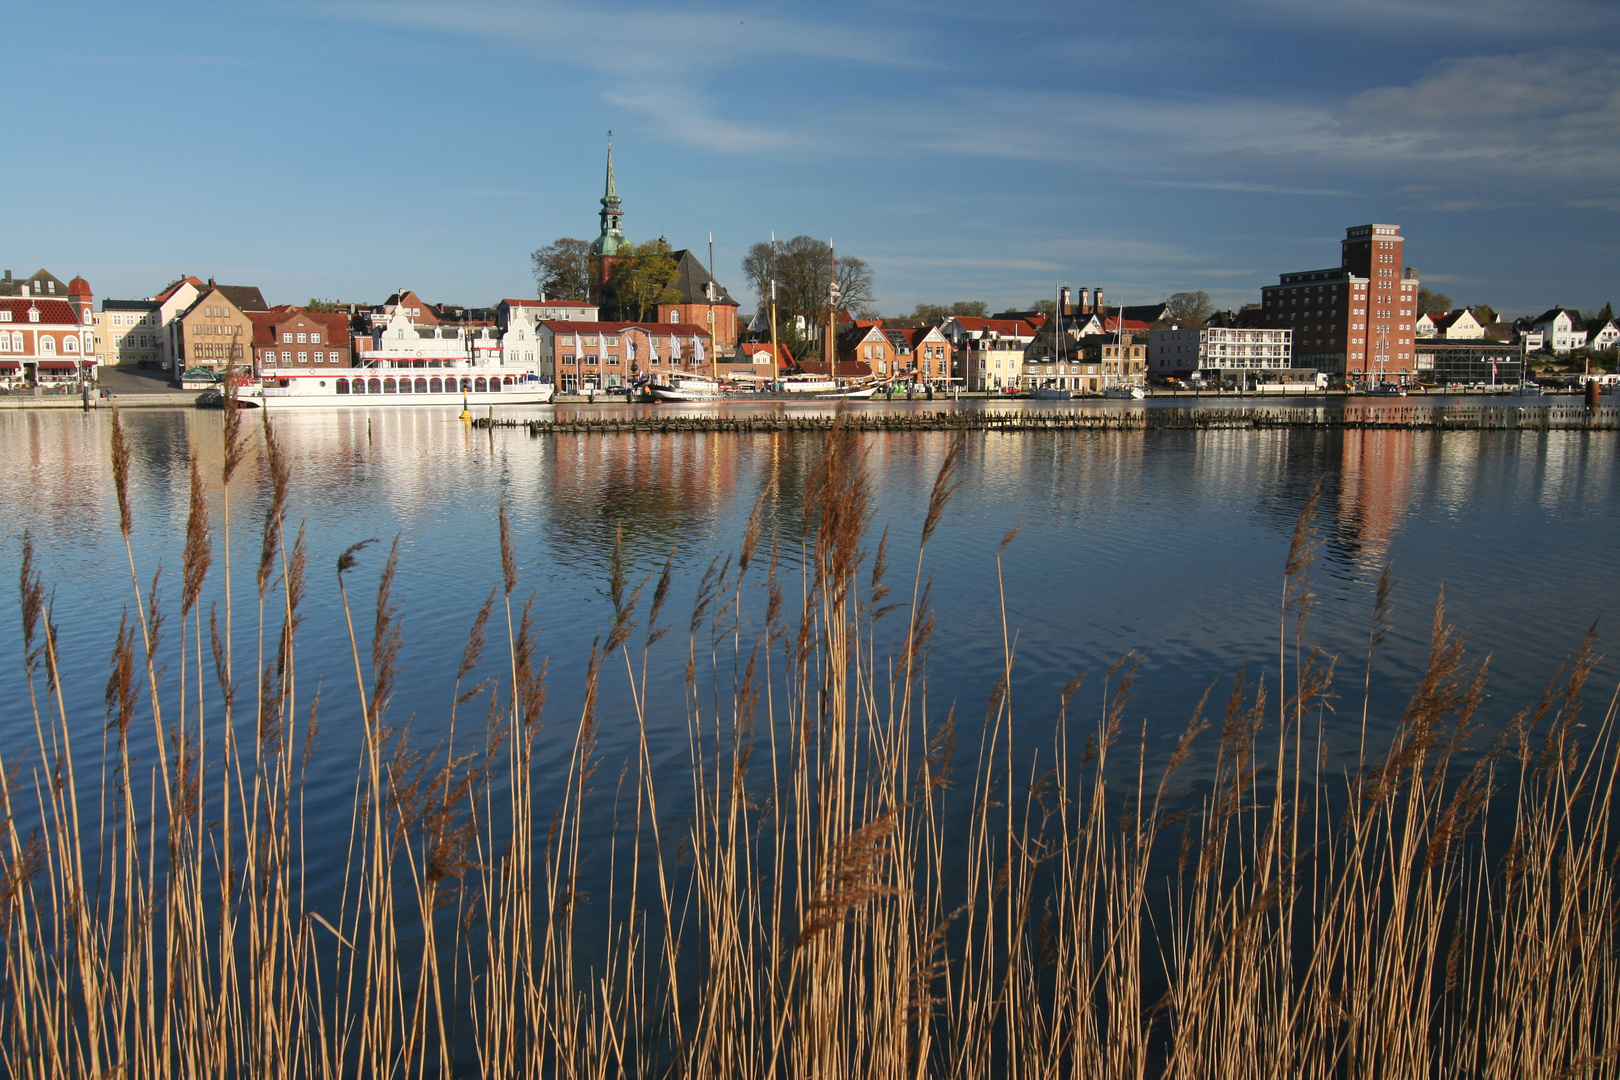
3,413,1619,1080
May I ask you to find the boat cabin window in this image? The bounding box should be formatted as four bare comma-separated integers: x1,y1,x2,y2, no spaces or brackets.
414,378,427,393
335,379,349,394
489,379,502,392
474,377,487,392
398,378,412,394
429,377,443,393
383,378,397,393
368,378,382,394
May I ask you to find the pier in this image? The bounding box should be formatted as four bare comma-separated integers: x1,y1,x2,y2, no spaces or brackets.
473,405,1620,436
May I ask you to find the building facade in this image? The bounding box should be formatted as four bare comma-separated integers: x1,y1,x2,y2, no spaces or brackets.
1414,341,1525,385
250,308,353,372
942,315,1042,391
536,320,713,393
0,278,96,387
1260,224,1419,380
97,299,162,368
1148,327,1293,382
655,249,740,356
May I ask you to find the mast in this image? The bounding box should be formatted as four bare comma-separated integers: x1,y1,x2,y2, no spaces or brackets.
826,240,837,381
769,231,780,386
708,231,717,382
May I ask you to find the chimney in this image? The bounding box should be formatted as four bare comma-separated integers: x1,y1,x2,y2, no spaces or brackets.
1059,286,1071,314
3,270,10,282
1094,288,1104,311
208,277,216,288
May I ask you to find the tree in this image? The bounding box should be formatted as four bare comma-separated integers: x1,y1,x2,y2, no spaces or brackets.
1417,288,1452,317
741,236,876,329
305,298,340,313
911,300,988,323
1164,290,1212,328
608,238,681,321
531,238,593,301
1029,298,1057,316
1598,301,1614,322
1469,304,1498,325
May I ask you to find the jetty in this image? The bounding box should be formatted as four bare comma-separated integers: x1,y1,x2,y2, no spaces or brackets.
473,405,1620,436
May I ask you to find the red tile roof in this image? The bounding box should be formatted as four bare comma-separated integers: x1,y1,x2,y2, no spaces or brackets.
735,342,795,365
503,297,592,307
0,298,82,325
951,316,1040,336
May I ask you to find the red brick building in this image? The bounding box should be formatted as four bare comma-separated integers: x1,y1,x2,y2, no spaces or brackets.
538,320,713,393
1260,224,1420,381
250,308,353,372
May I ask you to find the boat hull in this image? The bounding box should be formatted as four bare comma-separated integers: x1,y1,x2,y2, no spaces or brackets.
255,368,555,408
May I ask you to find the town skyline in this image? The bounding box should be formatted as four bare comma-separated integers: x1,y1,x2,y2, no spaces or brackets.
10,1,1618,316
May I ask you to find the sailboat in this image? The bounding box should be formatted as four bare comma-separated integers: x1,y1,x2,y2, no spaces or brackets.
1030,284,1073,399
1102,304,1145,399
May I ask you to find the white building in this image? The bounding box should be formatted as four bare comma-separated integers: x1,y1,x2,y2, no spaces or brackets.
1149,327,1293,382
0,278,97,387
359,309,504,367
1587,318,1619,351
496,297,598,331
941,315,1042,391
1529,307,1588,354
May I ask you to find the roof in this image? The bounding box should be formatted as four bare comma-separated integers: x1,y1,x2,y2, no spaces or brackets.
949,316,1040,337
1432,309,1476,331
103,299,160,312
0,298,82,325
1531,306,1577,325
502,297,592,308
67,277,91,296
0,269,68,298
216,285,268,312
1101,316,1152,334
667,249,738,307
153,276,206,304
245,308,351,347
734,342,795,365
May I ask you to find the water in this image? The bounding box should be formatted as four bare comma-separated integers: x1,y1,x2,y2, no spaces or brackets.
2,402,1617,866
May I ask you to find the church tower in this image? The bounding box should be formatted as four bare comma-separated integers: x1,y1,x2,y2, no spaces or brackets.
589,147,627,304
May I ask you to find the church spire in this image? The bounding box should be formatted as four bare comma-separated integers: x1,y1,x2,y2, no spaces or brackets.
593,143,626,257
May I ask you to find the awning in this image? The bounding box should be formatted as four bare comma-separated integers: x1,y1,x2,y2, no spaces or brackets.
0,361,19,371
37,361,78,371
79,360,97,369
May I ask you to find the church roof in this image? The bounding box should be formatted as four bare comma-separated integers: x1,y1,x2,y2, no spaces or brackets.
667,249,738,307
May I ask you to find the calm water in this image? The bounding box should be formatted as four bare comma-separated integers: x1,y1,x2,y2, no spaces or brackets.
2,402,1617,865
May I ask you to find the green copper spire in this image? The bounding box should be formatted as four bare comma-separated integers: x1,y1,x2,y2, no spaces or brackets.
592,146,626,257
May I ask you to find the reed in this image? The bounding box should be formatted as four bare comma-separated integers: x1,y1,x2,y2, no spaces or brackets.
0,406,1616,1078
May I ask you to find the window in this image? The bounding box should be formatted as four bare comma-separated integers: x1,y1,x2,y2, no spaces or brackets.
297,352,309,364
310,332,321,343
0,335,7,353
9,331,18,351
336,379,350,394
296,333,307,343
668,311,679,322
414,378,428,393
41,337,55,355
0,311,8,322
283,333,293,343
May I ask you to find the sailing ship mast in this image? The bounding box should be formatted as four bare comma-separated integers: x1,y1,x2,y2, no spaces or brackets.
825,240,838,382
769,231,780,386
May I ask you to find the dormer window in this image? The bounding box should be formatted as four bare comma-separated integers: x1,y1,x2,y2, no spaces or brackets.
0,312,9,322
29,308,40,323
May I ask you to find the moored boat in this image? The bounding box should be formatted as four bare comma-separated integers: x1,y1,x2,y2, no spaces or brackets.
254,366,554,408
1102,385,1145,400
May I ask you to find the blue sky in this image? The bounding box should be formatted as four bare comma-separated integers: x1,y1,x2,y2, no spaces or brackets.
10,0,1619,318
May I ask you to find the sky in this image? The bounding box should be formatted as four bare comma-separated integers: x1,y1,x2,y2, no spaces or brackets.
9,0,1619,319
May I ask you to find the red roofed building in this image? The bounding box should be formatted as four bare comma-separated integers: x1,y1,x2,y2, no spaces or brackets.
0,284,96,387
496,297,599,330
942,315,1043,391
536,320,714,393
249,308,353,373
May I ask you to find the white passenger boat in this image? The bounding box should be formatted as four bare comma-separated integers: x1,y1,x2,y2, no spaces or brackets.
254,365,554,408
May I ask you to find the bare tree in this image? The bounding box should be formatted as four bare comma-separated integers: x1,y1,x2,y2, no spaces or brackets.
531,238,593,301
1164,290,1212,327
741,236,876,328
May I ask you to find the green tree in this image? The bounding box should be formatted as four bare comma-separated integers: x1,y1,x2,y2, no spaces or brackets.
608,238,681,321
1469,304,1498,325
1597,301,1614,321
1029,298,1057,316
531,238,593,301
1417,288,1452,316
1164,290,1212,328
741,236,876,329
912,300,988,323
305,298,340,313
